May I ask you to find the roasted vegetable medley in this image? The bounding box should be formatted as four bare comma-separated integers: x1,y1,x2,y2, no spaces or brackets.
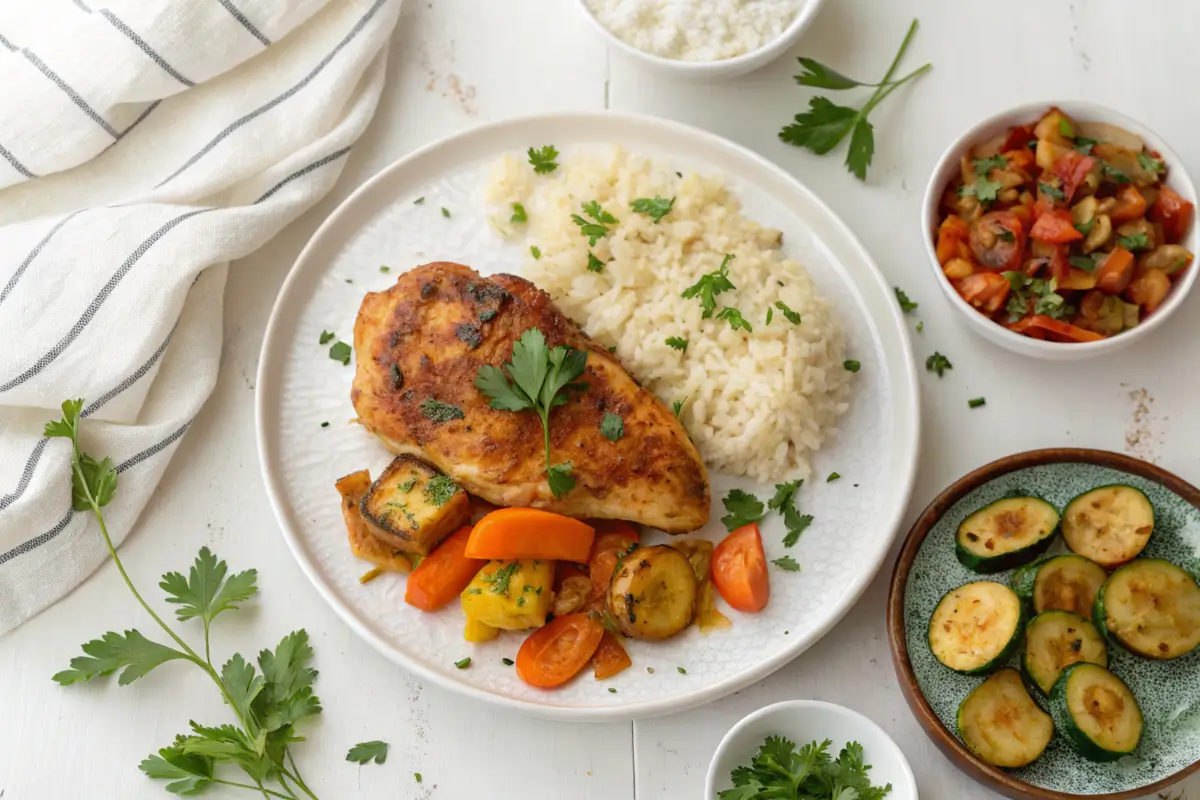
936,108,1195,342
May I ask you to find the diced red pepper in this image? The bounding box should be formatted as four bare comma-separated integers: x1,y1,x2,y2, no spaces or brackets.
936,215,971,265
1030,210,1084,244
1150,186,1195,244
1110,185,1147,225
956,272,1011,315
1052,150,1096,201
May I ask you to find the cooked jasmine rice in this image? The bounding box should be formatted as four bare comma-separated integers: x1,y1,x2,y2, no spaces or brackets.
483,147,851,482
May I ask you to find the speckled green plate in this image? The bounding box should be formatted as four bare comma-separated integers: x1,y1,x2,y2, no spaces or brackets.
887,449,1200,800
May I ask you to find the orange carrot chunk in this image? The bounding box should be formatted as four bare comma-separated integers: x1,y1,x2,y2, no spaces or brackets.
516,613,604,689
464,508,595,562
404,527,486,612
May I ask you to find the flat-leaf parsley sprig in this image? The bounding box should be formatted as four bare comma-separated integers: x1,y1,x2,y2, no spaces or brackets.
46,399,335,799
474,328,588,498
779,19,932,180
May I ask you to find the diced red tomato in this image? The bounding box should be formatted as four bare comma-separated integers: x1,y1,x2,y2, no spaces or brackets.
1150,186,1195,244
592,632,632,680
1095,248,1136,294
936,215,971,265
1110,185,1147,225
1002,148,1035,172
1030,210,1084,244
969,211,1026,270
516,613,604,689
712,523,770,613
956,272,1011,315
1052,150,1097,201
1001,124,1034,153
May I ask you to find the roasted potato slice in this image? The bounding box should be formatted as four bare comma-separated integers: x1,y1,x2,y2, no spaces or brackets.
461,559,554,631
334,470,412,574
360,455,470,556
608,545,697,641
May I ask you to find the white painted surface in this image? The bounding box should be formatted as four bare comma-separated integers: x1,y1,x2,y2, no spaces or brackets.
3,0,1200,797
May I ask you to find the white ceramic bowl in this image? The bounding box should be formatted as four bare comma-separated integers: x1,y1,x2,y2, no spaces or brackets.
706,700,919,799
922,101,1199,361
574,0,827,81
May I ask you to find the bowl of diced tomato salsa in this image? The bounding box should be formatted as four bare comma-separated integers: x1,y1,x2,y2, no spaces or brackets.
923,102,1197,359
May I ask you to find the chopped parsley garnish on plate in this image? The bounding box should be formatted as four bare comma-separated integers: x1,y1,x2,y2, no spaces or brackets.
716,306,752,332
774,300,802,324
454,657,471,669
1002,272,1072,322
681,254,736,318
1137,152,1164,175
916,320,924,333
328,341,351,366
600,412,624,442
925,351,952,377
415,773,423,783
346,740,389,765
379,265,390,273
582,200,618,225
511,202,528,223
608,687,617,694
481,562,520,596
413,196,425,205
894,287,919,314
530,245,542,260
587,251,605,272
630,195,675,223
474,328,587,498
779,19,932,181
441,207,451,218
843,359,861,373
772,555,801,572
501,658,514,666
827,472,841,482
320,421,329,428
767,480,801,513
665,336,688,352
319,330,335,345
766,307,774,325
572,201,618,246
527,145,560,174
423,475,460,506
677,666,687,674
420,398,464,423
672,398,685,418
1117,232,1149,251
398,477,419,493
769,480,812,547
968,397,986,409
721,489,766,531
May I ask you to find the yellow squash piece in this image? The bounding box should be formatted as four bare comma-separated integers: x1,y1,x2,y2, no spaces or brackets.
461,559,554,631
463,616,500,643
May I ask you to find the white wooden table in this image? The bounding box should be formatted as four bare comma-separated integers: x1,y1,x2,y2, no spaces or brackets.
3,0,1200,797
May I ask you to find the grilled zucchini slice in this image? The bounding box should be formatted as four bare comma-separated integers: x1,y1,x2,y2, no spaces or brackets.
334,470,412,573
957,668,1053,768
1095,558,1200,660
1062,485,1153,568
1023,610,1107,694
929,581,1024,674
360,455,470,556
1032,554,1108,620
956,497,1060,573
608,545,697,641
1049,663,1143,762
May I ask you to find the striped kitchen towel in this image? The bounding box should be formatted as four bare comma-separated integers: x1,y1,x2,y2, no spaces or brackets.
0,0,402,633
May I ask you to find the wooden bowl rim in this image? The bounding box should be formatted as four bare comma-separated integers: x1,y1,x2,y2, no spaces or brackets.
886,447,1200,800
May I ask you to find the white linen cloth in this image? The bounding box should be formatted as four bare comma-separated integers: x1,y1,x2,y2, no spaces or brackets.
0,0,401,633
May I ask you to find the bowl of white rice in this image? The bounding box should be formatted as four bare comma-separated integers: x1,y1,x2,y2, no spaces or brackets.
575,0,827,80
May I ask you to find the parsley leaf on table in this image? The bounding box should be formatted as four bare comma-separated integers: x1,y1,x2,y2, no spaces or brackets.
779,20,932,181
681,254,736,318
474,328,588,498
328,341,351,366
347,741,389,765
318,330,335,345
925,351,953,377
51,630,190,686
894,287,919,314
630,195,675,223
772,555,801,572
721,489,766,532
527,145,559,174
601,412,624,442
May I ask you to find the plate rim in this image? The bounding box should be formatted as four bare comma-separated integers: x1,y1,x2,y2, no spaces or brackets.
886,447,1200,800
256,110,922,721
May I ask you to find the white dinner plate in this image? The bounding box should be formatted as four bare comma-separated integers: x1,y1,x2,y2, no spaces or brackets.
255,112,920,720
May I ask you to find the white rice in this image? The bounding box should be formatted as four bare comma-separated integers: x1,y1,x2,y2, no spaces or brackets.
483,147,851,482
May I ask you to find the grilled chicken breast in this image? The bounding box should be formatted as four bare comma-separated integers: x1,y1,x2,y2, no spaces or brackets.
351,262,710,533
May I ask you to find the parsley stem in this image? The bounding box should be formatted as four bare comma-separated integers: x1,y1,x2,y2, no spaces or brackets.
209,779,292,799
284,753,318,800
878,18,920,86
280,767,319,800
860,62,932,119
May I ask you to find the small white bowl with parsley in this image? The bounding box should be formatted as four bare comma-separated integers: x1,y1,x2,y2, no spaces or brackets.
922,100,1199,360
706,700,918,799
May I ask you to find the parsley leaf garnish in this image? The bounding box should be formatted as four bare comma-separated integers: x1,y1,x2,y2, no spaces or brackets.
1137,152,1164,175
1102,162,1131,184
958,177,1002,204
827,472,841,482
665,336,688,352
630,196,675,223
779,20,932,181
721,489,766,532
925,351,952,377
582,200,618,225
772,555,801,572
767,480,801,513
571,201,618,246
1074,218,1096,237
347,740,389,765
482,562,521,596
1068,255,1097,272
441,207,451,218
601,412,624,442
672,399,685,418
420,399,464,423
844,359,861,373
1038,181,1067,202
681,254,736,318
527,145,559,174
530,245,541,260
1117,232,1150,251
774,301,802,325
768,480,812,547
474,328,587,497
318,330,335,345
1058,117,1076,139
454,657,471,669
716,306,753,333
511,202,527,223
328,341,351,366
423,475,460,507
968,397,986,409
720,736,893,800
587,251,605,273
766,307,774,325
894,287,919,314
1074,136,1098,155
972,154,1007,174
